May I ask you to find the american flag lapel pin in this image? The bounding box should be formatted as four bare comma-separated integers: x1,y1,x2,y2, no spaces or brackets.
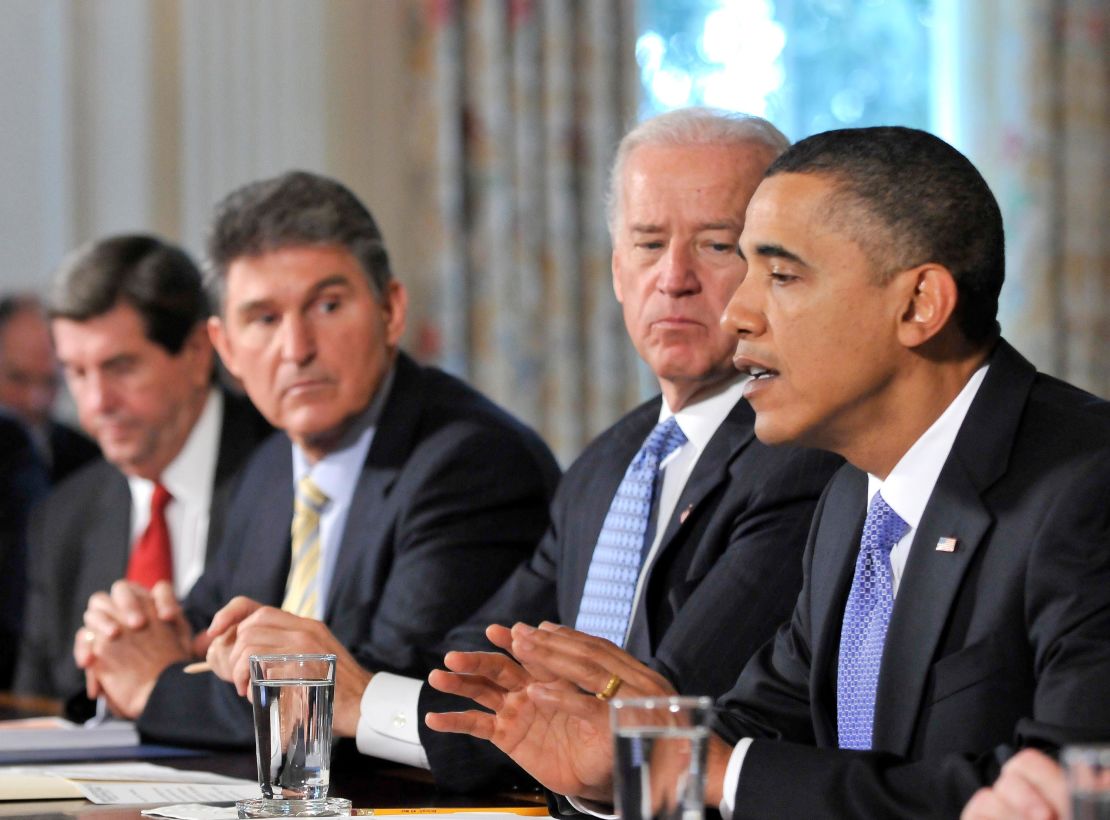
935,536,958,553
679,503,694,524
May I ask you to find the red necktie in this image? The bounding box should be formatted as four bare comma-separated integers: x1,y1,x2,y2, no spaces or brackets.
126,482,174,589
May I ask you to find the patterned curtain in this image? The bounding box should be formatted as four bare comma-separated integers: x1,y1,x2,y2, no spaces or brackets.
403,0,640,464
953,0,1109,398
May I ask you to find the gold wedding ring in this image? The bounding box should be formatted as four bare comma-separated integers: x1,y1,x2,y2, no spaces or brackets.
595,673,623,701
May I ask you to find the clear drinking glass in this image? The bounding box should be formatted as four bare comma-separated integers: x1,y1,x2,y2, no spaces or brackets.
1063,745,1110,820
237,653,350,818
610,696,712,820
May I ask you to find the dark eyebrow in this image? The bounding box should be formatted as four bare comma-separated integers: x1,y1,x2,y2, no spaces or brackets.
305,274,355,297
236,274,355,318
101,353,139,370
754,243,807,265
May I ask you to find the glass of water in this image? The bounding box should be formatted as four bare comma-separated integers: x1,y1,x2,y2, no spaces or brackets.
610,696,712,820
238,653,350,818
1063,745,1110,820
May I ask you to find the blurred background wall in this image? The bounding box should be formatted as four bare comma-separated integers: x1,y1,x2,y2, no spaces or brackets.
1,0,1106,463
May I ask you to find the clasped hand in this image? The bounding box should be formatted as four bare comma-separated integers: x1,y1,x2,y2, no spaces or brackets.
74,580,196,718
202,598,371,738
74,586,371,737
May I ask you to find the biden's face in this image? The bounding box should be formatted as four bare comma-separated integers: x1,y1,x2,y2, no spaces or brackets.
610,141,773,410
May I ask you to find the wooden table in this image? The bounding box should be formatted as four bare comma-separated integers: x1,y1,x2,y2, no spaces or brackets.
0,694,546,820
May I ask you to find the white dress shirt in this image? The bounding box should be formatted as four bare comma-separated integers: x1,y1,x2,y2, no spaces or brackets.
127,387,223,599
720,364,989,818
355,378,751,769
289,365,394,618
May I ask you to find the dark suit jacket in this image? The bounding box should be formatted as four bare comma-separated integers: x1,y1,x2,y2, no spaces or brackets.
418,392,843,792
0,417,49,686
136,353,561,748
46,420,100,485
14,390,270,699
713,340,1110,819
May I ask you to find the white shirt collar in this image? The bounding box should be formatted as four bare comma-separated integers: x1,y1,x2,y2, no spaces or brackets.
129,386,223,505
292,362,395,494
867,364,990,528
658,376,750,461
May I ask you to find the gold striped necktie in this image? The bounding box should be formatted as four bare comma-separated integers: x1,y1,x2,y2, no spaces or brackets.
282,475,329,618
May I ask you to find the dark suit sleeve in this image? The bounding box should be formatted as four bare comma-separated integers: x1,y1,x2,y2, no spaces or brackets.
711,480,830,750
723,453,1110,820
135,464,263,747
12,500,67,696
417,478,570,792
0,423,49,687
351,421,558,677
138,661,256,748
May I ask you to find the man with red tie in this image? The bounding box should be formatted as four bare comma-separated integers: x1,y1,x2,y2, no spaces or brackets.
14,235,271,703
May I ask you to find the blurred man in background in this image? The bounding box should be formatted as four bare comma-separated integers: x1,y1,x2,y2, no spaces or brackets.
0,416,48,686
0,294,98,483
15,235,271,703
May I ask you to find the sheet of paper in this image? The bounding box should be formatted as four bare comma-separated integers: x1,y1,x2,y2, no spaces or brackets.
142,804,240,820
75,781,259,805
0,773,84,800
1,761,251,784
0,716,139,750
0,761,259,804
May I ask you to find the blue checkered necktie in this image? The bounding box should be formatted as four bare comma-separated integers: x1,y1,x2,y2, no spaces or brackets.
837,490,909,750
575,417,688,646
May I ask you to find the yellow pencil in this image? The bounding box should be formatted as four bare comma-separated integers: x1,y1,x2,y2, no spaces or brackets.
352,808,549,816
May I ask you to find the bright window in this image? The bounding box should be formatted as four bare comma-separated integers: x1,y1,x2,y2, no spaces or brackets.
637,0,935,140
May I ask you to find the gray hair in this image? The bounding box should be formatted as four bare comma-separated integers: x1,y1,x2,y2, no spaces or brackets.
606,107,790,234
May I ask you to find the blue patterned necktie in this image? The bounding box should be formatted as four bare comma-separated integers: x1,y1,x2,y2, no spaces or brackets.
575,417,688,646
837,490,909,750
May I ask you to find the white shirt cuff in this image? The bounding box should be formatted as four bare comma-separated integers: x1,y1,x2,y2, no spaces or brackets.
566,796,617,818
719,737,752,820
354,671,430,769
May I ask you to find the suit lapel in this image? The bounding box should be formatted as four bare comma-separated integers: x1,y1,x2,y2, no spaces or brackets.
323,355,419,622
630,399,755,652
872,340,1036,755
242,446,296,604
873,465,991,753
808,468,868,747
86,471,133,589
207,391,268,560
654,400,755,551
